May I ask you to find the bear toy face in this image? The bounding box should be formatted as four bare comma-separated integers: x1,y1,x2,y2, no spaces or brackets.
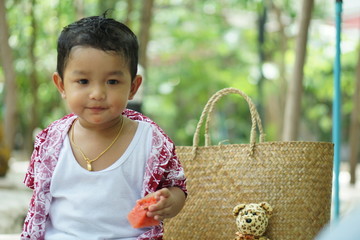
233,202,273,238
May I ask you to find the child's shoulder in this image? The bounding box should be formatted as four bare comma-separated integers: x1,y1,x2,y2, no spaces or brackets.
123,109,153,123
45,113,76,130
35,114,76,139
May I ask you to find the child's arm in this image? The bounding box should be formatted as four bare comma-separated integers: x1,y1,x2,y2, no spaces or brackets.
145,187,186,221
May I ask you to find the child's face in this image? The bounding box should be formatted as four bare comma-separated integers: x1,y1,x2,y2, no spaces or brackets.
53,46,141,125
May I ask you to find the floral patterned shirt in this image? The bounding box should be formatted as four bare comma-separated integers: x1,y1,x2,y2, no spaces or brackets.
21,109,187,240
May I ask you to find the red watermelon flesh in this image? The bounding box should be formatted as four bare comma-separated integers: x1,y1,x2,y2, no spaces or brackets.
128,196,159,228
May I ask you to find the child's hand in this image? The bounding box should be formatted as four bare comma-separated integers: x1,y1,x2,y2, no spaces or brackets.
145,187,186,221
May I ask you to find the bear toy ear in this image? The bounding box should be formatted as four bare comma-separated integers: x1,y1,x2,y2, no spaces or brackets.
259,202,273,217
233,204,246,217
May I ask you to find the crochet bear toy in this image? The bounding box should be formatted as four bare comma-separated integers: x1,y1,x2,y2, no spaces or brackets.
233,202,273,240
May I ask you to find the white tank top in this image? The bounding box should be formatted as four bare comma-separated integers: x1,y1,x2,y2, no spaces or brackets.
45,121,153,240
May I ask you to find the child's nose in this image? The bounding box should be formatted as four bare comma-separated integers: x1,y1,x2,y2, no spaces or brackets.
89,85,106,100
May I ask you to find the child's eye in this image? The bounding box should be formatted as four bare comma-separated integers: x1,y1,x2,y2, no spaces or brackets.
78,79,88,84
107,79,119,85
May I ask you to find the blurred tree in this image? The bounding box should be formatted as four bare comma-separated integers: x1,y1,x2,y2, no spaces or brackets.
0,0,17,150
0,124,10,176
256,1,267,125
143,0,258,144
130,0,154,113
266,1,291,140
282,0,314,140
124,0,134,27
98,0,118,16
349,44,360,185
139,0,154,71
75,0,85,20
24,0,39,153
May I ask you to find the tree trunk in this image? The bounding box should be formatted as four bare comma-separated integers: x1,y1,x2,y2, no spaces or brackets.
138,0,155,70
256,3,267,126
124,0,134,27
24,0,39,154
282,0,314,141
97,0,118,16
349,45,360,185
74,0,85,20
0,0,17,150
271,2,289,140
128,0,154,112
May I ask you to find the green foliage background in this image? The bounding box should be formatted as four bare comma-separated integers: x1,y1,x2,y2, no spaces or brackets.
0,0,359,151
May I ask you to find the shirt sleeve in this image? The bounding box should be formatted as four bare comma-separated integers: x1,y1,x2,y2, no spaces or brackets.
158,144,187,194
23,128,49,190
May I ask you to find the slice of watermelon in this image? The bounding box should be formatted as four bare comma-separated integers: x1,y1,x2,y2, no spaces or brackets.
128,196,160,228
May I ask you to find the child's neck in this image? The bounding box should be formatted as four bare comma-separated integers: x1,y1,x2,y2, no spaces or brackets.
77,117,123,133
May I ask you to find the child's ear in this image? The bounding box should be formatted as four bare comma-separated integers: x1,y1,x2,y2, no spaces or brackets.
53,72,66,99
129,75,142,100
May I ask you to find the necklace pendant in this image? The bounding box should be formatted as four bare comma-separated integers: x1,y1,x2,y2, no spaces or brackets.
71,117,124,173
87,162,92,171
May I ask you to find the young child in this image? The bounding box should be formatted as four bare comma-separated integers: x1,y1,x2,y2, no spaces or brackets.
21,14,187,240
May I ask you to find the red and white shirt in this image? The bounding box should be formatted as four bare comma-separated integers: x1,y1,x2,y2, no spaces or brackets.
21,109,187,240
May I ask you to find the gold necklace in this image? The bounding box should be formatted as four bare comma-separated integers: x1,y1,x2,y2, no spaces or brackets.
70,117,124,171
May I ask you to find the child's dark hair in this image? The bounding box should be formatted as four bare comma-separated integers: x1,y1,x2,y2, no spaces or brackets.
56,14,138,80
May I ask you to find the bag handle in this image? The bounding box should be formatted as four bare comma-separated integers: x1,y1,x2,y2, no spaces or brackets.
192,88,265,149
204,88,265,146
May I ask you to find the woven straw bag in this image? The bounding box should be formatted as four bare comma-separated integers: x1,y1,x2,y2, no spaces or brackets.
164,88,333,240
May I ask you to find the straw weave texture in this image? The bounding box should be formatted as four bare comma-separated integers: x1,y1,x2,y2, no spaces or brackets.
164,88,333,240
